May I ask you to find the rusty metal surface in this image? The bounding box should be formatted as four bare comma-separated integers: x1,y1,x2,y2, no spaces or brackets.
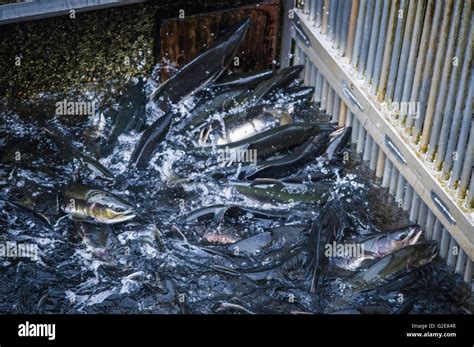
158,0,280,80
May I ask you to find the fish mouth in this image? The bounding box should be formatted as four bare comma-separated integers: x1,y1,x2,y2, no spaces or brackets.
405,225,423,245
329,127,346,140
424,243,439,262
411,242,439,267
395,225,423,247
106,211,136,224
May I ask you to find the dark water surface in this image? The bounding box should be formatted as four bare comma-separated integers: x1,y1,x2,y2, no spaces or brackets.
0,75,470,314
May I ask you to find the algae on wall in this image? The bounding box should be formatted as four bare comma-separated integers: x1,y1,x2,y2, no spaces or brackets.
0,3,156,105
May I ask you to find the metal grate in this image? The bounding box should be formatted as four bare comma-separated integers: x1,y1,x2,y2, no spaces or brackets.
280,0,473,287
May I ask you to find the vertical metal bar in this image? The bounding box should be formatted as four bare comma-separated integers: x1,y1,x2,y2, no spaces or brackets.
439,229,450,259
410,190,421,220
455,249,467,275
432,10,472,165
321,78,328,110
392,0,418,105
346,0,360,61
369,139,378,171
425,210,435,239
466,172,474,209
427,0,468,159
326,87,334,115
464,259,472,285
432,219,442,243
352,0,367,68
321,0,330,35
405,0,434,133
370,0,391,93
381,156,392,187
293,43,301,66
363,132,372,162
389,167,399,196
458,123,473,199
338,101,347,127
332,94,341,123
351,114,359,144
280,0,296,68
308,63,317,106
328,0,338,42
376,0,399,102
365,0,383,85
385,0,408,102
338,0,352,56
303,0,310,13
333,0,344,49
357,0,375,78
345,108,353,127
309,0,317,21
304,55,312,84
315,0,323,27
298,46,306,76
315,69,324,103
447,237,458,268
400,0,427,125
375,148,385,179
356,125,366,154
405,185,415,214
417,201,428,229
442,66,473,180
450,84,473,189
419,0,456,153
411,0,444,144
395,174,405,204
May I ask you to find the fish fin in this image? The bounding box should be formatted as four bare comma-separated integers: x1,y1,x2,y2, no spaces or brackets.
212,206,229,225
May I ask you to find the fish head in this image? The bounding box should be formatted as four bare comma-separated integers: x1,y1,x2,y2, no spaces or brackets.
392,225,423,247
407,242,439,269
96,205,136,224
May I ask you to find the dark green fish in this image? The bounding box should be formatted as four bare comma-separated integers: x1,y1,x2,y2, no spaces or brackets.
193,123,333,165
228,225,308,256
333,225,423,271
149,18,251,112
212,69,274,90
0,197,53,230
228,231,273,256
231,65,304,106
129,112,174,169
207,105,293,145
325,127,351,160
175,88,245,132
223,123,333,158
185,204,293,224
270,85,315,104
42,125,115,182
102,80,147,156
351,242,438,292
75,221,114,249
61,184,136,224
231,179,330,204
62,183,135,210
239,131,330,179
